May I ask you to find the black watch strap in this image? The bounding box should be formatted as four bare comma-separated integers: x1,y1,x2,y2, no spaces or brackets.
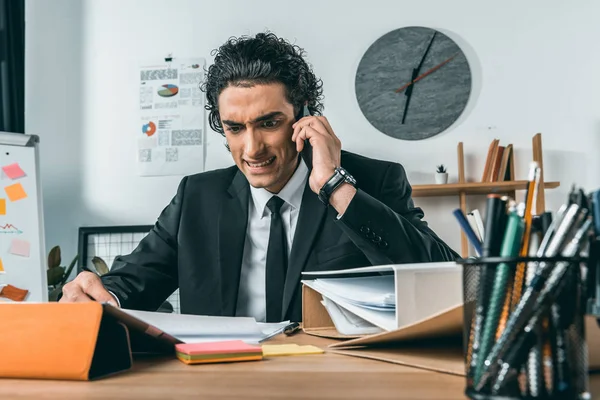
318,167,356,205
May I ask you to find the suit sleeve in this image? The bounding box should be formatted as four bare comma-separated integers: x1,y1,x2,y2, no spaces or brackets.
100,177,187,311
336,163,459,265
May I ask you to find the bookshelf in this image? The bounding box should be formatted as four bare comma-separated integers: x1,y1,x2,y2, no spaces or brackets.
411,133,560,258
412,181,560,197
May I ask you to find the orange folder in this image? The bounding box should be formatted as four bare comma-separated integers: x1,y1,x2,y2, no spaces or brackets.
0,303,133,380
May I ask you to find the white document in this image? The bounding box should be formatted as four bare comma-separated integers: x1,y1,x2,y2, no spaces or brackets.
302,279,396,331
309,275,396,310
321,297,383,335
121,309,287,344
138,57,206,176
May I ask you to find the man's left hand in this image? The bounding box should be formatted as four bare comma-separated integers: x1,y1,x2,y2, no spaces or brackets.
292,115,341,194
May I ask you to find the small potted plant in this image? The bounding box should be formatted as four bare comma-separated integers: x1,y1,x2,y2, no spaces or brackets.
435,164,448,184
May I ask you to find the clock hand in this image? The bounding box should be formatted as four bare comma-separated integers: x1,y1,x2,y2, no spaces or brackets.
401,68,419,124
395,52,459,93
400,32,436,124
415,32,437,75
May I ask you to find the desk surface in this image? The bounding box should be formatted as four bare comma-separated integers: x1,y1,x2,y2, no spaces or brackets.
1,333,599,399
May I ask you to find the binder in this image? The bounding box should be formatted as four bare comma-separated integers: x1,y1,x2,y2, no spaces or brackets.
0,302,179,381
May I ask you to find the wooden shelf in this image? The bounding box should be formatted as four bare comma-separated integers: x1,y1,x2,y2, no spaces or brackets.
412,180,560,197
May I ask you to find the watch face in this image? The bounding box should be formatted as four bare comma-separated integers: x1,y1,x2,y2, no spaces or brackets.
355,26,472,140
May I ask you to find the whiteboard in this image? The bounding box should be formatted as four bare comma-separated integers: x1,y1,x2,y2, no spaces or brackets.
0,132,47,302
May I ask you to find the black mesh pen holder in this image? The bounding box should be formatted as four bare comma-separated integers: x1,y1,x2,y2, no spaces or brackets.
457,255,591,400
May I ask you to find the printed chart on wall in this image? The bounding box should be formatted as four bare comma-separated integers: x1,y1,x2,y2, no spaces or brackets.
138,57,206,176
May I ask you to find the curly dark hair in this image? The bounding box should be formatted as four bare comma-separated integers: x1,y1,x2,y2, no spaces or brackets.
200,32,324,137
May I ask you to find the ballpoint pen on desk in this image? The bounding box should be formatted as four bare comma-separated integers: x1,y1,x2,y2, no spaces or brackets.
283,322,301,336
475,206,587,391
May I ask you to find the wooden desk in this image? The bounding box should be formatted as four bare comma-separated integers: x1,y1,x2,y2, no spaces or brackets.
0,333,598,399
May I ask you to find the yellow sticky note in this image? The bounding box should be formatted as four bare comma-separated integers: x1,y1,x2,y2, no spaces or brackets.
0,258,4,273
0,199,5,215
5,183,27,202
261,344,324,357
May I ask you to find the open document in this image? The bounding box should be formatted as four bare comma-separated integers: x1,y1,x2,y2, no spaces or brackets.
104,305,289,348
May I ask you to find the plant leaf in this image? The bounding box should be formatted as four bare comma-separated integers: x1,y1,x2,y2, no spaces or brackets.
48,246,61,269
60,254,79,285
47,266,65,286
91,256,109,275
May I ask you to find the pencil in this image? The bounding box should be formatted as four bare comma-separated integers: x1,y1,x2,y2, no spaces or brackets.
510,163,540,310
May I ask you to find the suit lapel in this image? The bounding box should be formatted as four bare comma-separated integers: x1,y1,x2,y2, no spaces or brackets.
282,179,327,319
218,171,249,316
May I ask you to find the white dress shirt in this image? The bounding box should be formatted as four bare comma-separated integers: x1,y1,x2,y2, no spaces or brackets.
235,158,309,322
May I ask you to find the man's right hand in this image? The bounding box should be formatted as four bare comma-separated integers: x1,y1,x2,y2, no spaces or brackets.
59,271,119,307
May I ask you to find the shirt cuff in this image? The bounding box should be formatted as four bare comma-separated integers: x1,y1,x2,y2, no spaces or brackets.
108,290,121,308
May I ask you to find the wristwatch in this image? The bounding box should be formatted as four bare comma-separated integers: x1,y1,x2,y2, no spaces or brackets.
318,167,357,205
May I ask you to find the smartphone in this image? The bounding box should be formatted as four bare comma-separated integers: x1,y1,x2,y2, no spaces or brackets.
297,104,313,166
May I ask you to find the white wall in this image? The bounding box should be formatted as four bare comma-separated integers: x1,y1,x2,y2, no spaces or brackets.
26,0,600,263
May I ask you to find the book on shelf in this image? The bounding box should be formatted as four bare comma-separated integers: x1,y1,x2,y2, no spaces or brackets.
481,139,515,182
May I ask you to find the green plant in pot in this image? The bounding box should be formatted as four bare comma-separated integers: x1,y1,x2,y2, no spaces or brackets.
46,246,111,301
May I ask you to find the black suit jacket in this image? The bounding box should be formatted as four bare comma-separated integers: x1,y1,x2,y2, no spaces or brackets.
102,150,458,322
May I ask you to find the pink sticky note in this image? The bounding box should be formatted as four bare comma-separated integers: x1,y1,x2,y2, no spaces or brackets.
175,340,262,356
9,238,30,257
2,163,26,180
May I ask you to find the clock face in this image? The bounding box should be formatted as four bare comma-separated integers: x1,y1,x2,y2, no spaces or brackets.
355,26,472,140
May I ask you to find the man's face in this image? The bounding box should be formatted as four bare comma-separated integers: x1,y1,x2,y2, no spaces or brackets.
218,83,299,193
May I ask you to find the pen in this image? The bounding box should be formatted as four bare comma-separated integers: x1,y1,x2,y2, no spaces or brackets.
283,322,301,336
469,194,507,385
511,164,541,310
452,209,483,256
475,204,583,391
491,322,537,395
592,189,600,237
524,217,545,398
477,206,524,383
480,216,591,393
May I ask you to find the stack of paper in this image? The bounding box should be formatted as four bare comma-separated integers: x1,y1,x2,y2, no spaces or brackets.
175,340,263,364
304,275,396,334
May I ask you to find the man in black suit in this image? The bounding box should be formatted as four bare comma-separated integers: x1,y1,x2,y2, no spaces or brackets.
60,32,458,322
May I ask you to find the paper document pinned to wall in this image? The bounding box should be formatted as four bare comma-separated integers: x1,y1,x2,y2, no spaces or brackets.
138,58,206,176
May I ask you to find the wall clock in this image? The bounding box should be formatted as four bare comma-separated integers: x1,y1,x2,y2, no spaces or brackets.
355,26,472,140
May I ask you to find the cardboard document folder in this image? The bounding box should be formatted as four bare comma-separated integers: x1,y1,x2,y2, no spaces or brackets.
301,262,600,376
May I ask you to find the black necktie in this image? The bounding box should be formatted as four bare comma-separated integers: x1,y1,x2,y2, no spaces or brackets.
265,196,287,322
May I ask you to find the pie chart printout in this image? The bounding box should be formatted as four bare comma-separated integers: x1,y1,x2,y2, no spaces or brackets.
158,84,179,97
142,121,157,136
